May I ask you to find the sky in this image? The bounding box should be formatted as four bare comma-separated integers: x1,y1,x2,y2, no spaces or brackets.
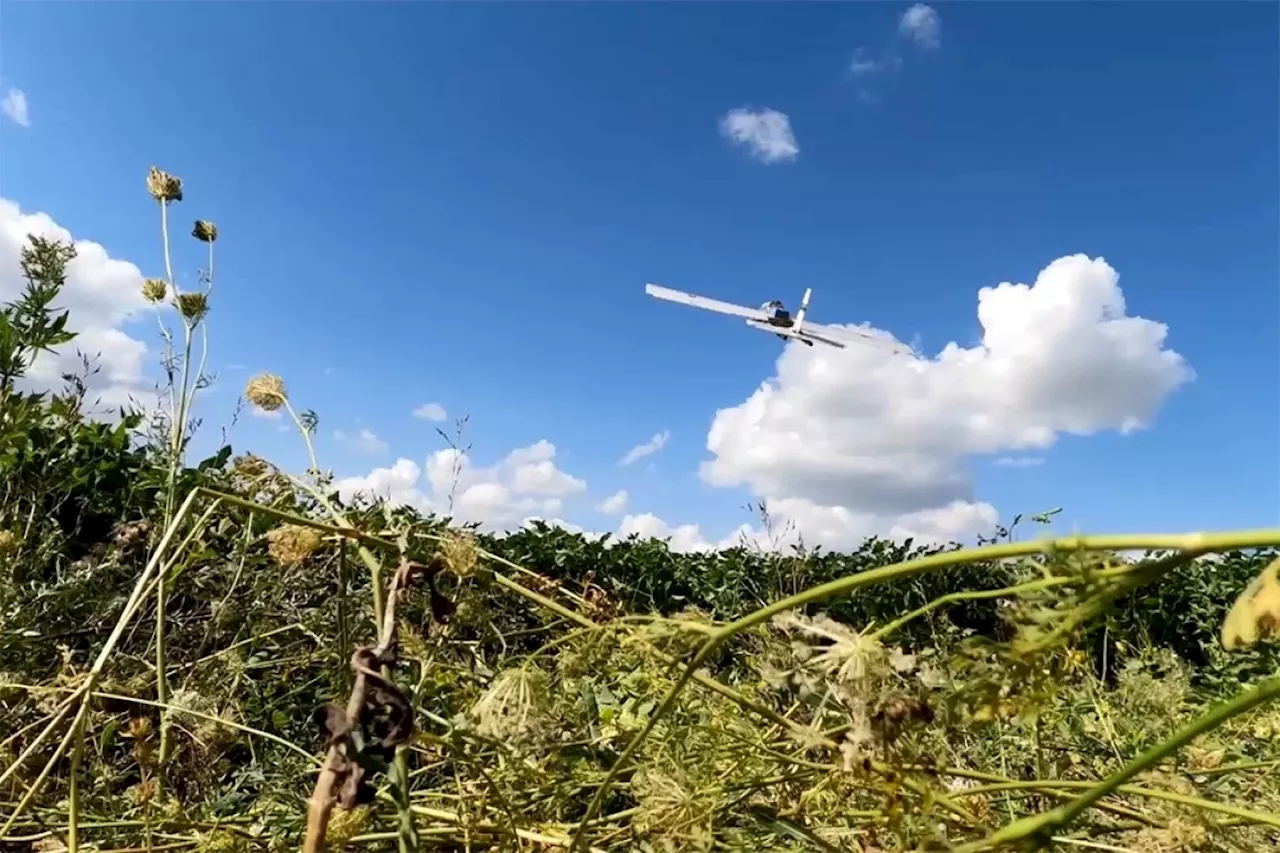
1,2,1277,551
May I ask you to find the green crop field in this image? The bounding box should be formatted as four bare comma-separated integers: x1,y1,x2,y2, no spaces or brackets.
2,168,1279,853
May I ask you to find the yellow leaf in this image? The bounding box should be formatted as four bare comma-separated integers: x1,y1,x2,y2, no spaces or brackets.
1221,555,1280,650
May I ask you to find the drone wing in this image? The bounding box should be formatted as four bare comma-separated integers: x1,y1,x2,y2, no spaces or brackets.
645,283,770,322
801,321,915,356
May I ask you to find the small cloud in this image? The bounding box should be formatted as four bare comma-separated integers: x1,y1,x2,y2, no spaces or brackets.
2,88,29,128
849,48,891,76
994,456,1046,468
719,107,799,164
335,427,389,455
250,406,283,421
899,4,941,49
620,430,670,467
412,402,447,422
598,489,628,515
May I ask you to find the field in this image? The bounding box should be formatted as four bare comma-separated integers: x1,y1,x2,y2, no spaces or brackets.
3,168,1280,852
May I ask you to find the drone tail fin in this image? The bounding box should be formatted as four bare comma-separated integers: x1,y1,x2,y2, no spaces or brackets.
794,287,812,330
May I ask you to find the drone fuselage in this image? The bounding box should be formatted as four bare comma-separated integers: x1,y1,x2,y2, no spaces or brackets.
744,319,827,348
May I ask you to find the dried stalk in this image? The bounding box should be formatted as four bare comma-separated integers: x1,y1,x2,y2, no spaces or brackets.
303,555,445,853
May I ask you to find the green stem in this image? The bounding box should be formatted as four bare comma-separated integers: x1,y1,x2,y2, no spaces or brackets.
954,674,1280,851
568,529,1280,851
867,569,1135,643
953,777,1280,829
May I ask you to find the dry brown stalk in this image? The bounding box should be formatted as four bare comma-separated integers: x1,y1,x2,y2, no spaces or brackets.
303,555,450,853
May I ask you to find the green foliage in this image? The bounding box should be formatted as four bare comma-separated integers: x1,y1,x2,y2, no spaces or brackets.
0,235,78,396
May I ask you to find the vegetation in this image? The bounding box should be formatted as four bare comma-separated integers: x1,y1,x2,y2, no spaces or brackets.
2,167,1280,853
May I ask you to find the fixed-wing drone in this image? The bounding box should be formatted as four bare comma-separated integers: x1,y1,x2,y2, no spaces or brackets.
644,283,913,355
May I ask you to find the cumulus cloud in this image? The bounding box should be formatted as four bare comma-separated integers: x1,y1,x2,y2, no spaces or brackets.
334,427,389,455
598,489,628,515
0,198,156,412
652,254,1192,552
719,107,799,164
620,430,670,466
336,439,587,530
616,513,724,553
899,4,941,49
412,402,447,422
2,88,29,127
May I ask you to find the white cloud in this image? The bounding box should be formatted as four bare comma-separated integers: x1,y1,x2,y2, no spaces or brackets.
850,48,900,77
336,439,586,530
616,512,758,554
249,406,283,421
598,489,628,515
620,430,670,466
413,402,447,422
994,456,1045,468
0,198,156,413
719,107,799,164
673,253,1192,552
2,88,29,127
899,4,941,49
334,427,389,455
342,256,1190,554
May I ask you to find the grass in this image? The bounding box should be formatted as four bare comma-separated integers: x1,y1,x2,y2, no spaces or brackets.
2,165,1280,852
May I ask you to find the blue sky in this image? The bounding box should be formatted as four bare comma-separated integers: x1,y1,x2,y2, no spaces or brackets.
2,2,1277,547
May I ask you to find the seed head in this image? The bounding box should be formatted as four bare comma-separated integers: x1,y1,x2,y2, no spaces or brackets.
233,454,271,478
266,523,323,567
146,166,184,203
325,806,371,845
470,667,552,746
244,373,287,412
176,291,209,323
192,220,218,243
142,278,168,303
440,530,479,578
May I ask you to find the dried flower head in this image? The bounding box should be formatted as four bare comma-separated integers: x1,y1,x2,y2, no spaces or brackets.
192,220,218,243
773,612,887,685
146,166,183,203
176,291,209,323
112,520,152,550
244,373,287,412
233,453,271,478
168,687,236,751
469,666,552,746
193,828,250,853
324,805,371,845
142,278,168,303
266,523,323,567
440,530,479,577
631,768,716,849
